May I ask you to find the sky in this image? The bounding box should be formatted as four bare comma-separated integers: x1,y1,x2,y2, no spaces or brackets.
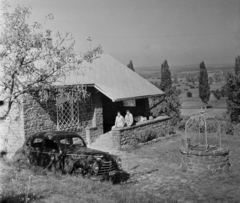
1,0,240,68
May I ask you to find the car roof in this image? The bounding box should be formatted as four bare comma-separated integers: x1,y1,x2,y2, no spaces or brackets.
31,131,82,140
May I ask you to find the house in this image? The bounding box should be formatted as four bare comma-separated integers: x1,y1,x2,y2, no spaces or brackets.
0,53,165,157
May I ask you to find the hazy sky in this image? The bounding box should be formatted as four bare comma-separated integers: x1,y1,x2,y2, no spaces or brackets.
2,0,240,67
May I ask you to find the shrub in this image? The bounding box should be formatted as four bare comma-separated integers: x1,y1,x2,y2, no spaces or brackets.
149,87,181,126
186,91,192,97
224,122,234,135
177,116,190,131
233,123,240,136
137,129,157,143
216,94,221,100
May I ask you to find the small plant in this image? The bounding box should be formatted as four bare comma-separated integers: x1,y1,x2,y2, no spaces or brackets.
137,129,157,143
186,91,192,97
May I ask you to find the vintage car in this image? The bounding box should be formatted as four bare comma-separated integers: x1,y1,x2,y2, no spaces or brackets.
14,131,122,181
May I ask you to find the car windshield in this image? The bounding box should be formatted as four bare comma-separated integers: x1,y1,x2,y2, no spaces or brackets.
59,136,85,149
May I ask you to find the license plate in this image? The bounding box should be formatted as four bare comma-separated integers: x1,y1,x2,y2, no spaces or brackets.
109,170,116,176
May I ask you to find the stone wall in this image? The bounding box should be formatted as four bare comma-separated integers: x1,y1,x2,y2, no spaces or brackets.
112,116,171,149
180,146,231,174
23,93,57,139
23,87,103,142
86,88,103,144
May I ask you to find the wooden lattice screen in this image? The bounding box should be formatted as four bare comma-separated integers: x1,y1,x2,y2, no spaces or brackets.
57,101,80,131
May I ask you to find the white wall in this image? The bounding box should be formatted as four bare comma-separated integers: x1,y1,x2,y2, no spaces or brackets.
0,101,25,159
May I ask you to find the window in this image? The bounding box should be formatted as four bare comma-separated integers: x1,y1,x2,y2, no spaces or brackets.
57,101,80,130
59,137,85,149
31,138,43,148
43,139,58,150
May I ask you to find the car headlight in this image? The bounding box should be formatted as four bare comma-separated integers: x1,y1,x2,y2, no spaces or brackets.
116,157,122,169
92,162,99,173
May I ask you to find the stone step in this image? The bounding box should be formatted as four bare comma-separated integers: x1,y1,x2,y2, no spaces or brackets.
97,136,113,140
90,145,114,150
91,140,113,144
95,138,113,142
89,148,116,152
88,131,119,154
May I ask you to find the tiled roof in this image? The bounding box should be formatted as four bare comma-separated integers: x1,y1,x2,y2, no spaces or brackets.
55,53,164,102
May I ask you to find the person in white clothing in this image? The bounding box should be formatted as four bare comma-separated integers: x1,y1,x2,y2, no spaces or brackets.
112,111,124,129
124,110,133,127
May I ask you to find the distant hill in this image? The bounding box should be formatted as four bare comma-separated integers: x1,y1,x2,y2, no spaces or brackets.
135,64,234,74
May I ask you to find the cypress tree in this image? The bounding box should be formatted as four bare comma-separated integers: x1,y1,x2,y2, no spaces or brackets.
234,56,240,76
150,60,181,125
160,60,172,91
127,60,135,71
226,56,240,123
199,62,210,104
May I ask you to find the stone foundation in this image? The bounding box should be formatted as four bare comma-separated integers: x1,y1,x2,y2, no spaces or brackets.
180,146,231,174
112,116,171,149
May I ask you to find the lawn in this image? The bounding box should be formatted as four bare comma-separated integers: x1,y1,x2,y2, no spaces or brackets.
1,132,240,203
0,161,161,203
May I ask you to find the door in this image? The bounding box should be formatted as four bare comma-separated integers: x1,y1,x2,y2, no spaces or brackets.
29,137,43,166
41,139,60,170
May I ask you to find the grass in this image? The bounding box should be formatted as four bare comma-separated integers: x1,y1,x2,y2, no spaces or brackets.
1,131,240,202
122,134,240,202
0,162,171,203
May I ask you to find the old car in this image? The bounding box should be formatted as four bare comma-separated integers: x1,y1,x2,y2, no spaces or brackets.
14,131,122,181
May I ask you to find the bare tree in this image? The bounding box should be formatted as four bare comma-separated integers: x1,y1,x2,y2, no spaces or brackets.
0,1,102,120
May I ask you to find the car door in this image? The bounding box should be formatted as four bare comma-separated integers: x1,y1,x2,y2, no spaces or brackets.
58,137,75,174
28,137,43,166
41,139,60,170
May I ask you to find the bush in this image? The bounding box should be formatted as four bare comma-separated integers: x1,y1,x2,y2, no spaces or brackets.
177,116,190,131
224,122,234,135
149,87,181,126
216,94,221,100
233,123,240,136
137,129,157,143
186,91,192,97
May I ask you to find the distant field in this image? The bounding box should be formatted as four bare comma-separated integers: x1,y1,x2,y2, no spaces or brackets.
136,64,230,113
181,108,227,118
135,64,234,75
136,66,229,117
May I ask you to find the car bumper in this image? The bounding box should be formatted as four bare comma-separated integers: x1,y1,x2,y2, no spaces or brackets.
90,170,121,181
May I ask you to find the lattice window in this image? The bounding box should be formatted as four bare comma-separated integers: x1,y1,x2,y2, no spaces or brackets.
57,101,80,131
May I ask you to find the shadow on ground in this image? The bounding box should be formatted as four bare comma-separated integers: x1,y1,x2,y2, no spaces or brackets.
0,193,44,203
113,170,131,184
